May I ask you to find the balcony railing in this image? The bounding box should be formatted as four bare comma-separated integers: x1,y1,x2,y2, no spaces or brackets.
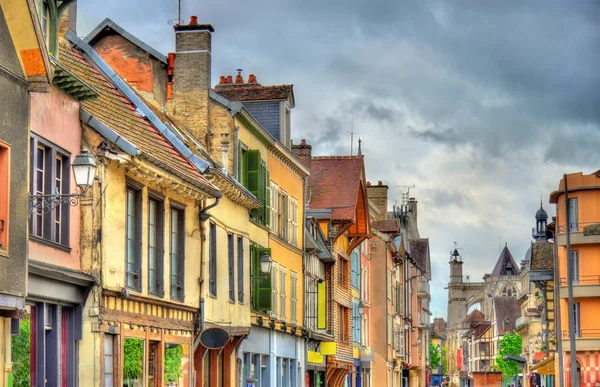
418,281,430,298
562,329,600,339
559,275,600,286
417,311,429,327
557,221,600,235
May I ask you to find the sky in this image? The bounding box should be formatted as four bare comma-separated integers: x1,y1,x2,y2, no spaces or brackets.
77,0,600,319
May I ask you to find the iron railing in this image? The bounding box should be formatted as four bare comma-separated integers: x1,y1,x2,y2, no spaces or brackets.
557,221,600,235
559,275,600,286
516,316,528,329
562,329,600,339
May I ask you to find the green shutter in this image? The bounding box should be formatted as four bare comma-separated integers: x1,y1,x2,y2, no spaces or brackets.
265,167,270,228
255,247,272,311
247,150,262,221
317,281,327,329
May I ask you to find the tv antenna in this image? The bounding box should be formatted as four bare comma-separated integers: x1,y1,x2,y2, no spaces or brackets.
167,0,183,26
350,114,362,156
395,184,416,206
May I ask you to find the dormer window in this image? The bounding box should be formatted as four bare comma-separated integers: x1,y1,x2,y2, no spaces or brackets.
503,317,512,332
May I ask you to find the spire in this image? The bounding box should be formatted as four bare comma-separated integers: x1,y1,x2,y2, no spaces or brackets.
357,137,362,156
533,199,548,242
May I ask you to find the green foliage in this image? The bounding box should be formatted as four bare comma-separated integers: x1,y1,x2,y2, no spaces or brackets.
123,338,144,386
495,331,523,379
164,344,184,382
430,342,441,370
11,316,30,387
441,345,448,375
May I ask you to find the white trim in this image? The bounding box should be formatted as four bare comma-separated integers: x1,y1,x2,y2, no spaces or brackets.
175,29,212,34
175,49,212,55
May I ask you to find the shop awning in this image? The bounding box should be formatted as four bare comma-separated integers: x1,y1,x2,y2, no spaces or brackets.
530,354,555,375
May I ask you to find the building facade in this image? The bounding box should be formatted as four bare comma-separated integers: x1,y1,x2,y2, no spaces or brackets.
550,172,600,387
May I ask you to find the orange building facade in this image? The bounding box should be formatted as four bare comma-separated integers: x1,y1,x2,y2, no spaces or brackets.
550,172,600,387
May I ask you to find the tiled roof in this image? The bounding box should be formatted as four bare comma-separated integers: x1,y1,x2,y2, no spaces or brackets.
494,296,521,335
410,238,429,272
471,323,491,339
372,219,400,233
491,245,520,277
464,309,486,324
59,43,214,193
531,242,554,270
308,156,365,221
214,84,293,103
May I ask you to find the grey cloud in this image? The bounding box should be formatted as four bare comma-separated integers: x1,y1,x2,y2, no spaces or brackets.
408,126,463,147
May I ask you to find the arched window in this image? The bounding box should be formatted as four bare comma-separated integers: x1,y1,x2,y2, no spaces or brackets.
502,284,515,297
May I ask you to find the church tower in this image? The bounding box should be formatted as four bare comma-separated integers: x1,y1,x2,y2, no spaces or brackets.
533,201,548,242
449,246,463,284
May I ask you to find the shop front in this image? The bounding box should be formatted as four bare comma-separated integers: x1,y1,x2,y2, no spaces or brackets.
239,325,305,387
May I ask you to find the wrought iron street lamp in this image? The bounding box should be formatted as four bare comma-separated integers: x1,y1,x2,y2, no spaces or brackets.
358,301,365,316
29,148,97,215
259,251,273,274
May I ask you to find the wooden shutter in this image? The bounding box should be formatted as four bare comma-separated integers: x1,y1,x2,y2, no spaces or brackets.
291,272,297,324
271,262,278,317
264,165,270,227
280,267,286,321
255,247,272,312
317,281,326,330
228,234,235,302
237,237,244,302
247,150,262,221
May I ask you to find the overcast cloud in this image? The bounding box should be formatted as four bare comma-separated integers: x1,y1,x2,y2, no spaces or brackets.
78,0,600,319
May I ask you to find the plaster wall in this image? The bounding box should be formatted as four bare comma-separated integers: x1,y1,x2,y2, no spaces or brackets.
29,87,82,270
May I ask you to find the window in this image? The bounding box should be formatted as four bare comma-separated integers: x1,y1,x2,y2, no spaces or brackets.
0,142,9,252
352,300,360,343
502,284,515,297
170,206,185,301
29,136,71,246
104,335,117,387
279,190,289,240
351,250,360,288
147,196,164,296
338,258,347,285
125,184,142,291
244,150,270,226
270,182,278,233
339,305,349,343
568,198,578,232
289,197,298,245
290,272,298,324
34,0,50,44
479,342,489,356
280,266,287,321
228,233,235,302
395,282,402,315
209,222,217,297
251,245,272,312
570,250,579,285
387,316,393,345
237,236,244,303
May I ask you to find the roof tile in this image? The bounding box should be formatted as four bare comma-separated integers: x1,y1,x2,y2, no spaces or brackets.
530,242,554,270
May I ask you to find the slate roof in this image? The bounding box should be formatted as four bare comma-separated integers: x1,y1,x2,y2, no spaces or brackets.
372,219,400,233
464,309,486,324
214,84,294,104
59,43,215,193
410,238,429,273
494,296,521,335
530,242,554,270
308,156,365,222
491,245,520,277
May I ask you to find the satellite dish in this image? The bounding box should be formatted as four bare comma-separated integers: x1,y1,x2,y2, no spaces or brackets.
199,327,230,349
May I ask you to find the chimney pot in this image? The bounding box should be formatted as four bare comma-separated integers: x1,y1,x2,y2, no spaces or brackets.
219,76,225,84
235,69,244,84
300,139,306,145
226,75,233,84
248,74,257,83
190,16,198,25
378,180,383,185
367,181,371,186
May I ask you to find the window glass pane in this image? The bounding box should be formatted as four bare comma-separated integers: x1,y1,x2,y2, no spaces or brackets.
104,336,114,387
11,305,32,387
123,338,144,386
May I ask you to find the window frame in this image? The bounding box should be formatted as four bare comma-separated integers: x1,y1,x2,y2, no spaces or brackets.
290,271,298,324
338,257,347,286
147,192,164,297
125,180,143,292
29,135,71,247
339,305,349,343
237,236,244,303
270,181,278,233
169,204,185,301
280,266,287,321
0,141,10,253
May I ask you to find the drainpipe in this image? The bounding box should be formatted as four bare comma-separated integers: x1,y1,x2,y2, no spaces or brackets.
563,175,577,387
199,197,220,222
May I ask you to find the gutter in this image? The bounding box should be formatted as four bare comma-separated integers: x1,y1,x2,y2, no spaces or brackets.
67,31,213,175
200,197,221,222
80,109,140,156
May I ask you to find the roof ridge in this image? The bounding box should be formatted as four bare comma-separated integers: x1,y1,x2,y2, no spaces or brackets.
312,155,364,160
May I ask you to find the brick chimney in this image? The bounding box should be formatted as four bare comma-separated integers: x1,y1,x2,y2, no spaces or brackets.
291,139,312,204
170,16,214,146
57,1,77,45
367,181,388,221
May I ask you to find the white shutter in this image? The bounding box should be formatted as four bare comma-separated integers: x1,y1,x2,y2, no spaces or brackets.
270,182,278,233
291,272,297,324
271,263,278,318
280,267,287,321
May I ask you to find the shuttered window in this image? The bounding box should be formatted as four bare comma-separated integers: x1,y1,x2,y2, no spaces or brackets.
147,196,164,297
209,222,217,297
270,182,278,233
289,197,298,246
169,206,185,301
228,233,235,302
280,266,287,321
251,245,272,312
237,236,244,303
290,272,298,324
351,250,360,288
271,263,278,318
279,191,289,240
245,150,270,226
125,183,142,291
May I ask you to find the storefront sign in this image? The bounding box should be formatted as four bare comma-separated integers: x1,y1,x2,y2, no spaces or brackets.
200,327,230,349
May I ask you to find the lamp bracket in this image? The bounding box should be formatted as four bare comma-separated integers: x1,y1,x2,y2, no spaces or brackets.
29,187,89,216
